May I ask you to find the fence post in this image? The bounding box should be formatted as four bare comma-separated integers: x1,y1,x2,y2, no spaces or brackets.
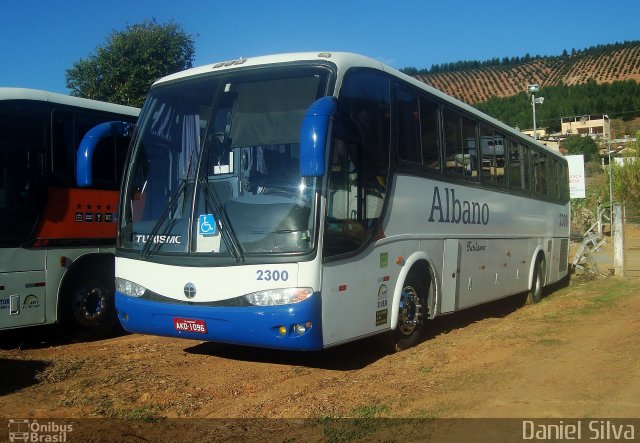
614,204,625,277
597,203,603,235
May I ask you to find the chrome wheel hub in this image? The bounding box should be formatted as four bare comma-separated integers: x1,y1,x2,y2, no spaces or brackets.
398,285,423,336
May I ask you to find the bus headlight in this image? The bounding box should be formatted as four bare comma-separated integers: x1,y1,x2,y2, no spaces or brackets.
116,277,147,298
245,288,313,306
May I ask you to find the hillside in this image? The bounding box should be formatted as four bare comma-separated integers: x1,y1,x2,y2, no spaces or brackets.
412,41,640,104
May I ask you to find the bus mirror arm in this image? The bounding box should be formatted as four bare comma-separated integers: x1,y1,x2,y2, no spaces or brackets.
299,96,337,177
76,121,133,187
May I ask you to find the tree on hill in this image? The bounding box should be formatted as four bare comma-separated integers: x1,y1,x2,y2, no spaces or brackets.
561,135,599,162
474,80,640,132
65,20,195,107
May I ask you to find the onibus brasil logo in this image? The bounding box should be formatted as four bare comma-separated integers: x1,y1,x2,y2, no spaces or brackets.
8,419,73,442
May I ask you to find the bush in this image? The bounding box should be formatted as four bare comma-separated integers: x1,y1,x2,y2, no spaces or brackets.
611,157,640,218
585,160,604,177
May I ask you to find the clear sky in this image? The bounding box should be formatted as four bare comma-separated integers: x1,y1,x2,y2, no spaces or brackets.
1,0,639,95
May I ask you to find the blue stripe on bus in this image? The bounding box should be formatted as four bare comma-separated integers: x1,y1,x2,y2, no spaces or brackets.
115,291,323,351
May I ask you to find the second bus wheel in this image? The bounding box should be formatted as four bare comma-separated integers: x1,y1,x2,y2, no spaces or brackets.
59,257,122,341
71,279,113,328
393,272,428,351
64,276,120,341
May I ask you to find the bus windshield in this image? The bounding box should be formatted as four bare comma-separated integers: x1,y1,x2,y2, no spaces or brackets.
120,65,331,258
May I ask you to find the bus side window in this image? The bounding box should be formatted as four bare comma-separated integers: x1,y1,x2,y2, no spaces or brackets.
396,85,421,164
325,132,365,255
395,85,441,172
531,149,548,197
480,125,506,186
443,108,478,179
548,157,559,200
559,161,569,202
328,138,359,218
461,115,478,179
0,147,44,244
325,68,390,258
420,97,440,171
493,132,507,186
51,110,76,186
509,141,530,192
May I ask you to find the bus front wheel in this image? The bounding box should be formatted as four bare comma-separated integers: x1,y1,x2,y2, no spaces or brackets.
393,273,427,351
60,257,121,341
71,279,113,328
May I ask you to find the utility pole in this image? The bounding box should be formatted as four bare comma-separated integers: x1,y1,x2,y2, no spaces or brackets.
527,84,544,139
606,117,614,233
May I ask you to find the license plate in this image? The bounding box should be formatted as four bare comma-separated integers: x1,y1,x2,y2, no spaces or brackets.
173,317,207,334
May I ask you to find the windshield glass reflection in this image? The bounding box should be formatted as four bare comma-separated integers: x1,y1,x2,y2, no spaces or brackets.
120,66,330,258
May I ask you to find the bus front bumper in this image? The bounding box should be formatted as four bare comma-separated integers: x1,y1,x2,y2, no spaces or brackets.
115,291,323,351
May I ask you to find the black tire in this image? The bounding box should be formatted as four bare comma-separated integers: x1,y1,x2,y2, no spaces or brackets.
71,279,114,327
527,258,545,305
393,272,428,351
60,260,121,341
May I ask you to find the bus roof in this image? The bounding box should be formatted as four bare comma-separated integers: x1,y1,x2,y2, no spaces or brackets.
154,52,384,86
153,51,561,158
0,87,140,117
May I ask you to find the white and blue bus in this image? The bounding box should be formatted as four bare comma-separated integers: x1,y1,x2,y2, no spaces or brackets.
91,52,569,351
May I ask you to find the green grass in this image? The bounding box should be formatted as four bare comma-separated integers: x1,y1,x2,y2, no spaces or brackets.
351,404,389,419
114,405,161,422
541,278,635,322
417,402,454,418
35,357,86,383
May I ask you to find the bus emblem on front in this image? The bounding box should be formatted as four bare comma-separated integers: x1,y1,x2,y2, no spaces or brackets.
184,283,196,299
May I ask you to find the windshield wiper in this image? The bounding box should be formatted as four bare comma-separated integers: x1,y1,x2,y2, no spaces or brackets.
140,179,188,259
199,178,245,263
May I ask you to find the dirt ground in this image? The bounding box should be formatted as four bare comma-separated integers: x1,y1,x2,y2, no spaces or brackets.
1,237,640,441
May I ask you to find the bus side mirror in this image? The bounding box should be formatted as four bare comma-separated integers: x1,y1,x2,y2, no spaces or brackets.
299,96,337,177
76,121,133,187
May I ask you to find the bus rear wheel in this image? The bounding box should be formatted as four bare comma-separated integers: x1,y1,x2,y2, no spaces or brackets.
393,273,427,351
527,258,545,304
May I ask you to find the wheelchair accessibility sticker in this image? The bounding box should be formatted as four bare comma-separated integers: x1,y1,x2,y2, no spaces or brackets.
198,214,218,236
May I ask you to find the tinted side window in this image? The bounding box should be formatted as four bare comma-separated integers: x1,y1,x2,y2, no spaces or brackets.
0,101,46,245
325,69,390,257
420,97,440,170
479,124,507,186
559,161,569,202
396,85,421,164
548,157,559,200
531,149,547,197
51,110,76,185
443,108,478,179
92,132,131,188
509,141,529,192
